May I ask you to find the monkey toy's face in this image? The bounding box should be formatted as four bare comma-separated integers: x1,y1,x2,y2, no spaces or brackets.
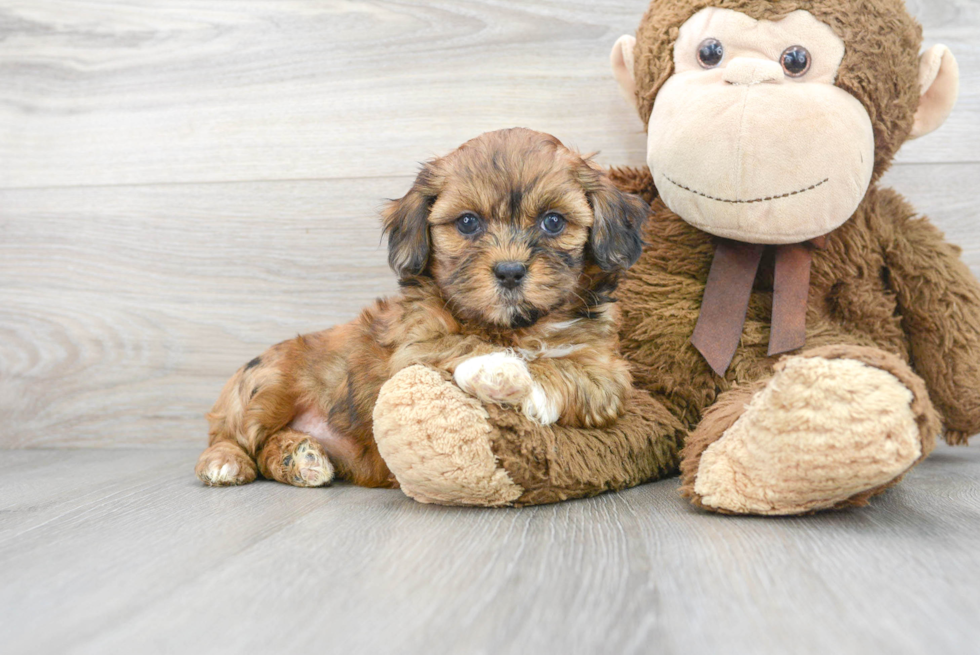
611,4,960,245
648,9,872,243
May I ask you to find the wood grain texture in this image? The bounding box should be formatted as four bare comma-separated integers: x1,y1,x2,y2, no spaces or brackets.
0,177,405,447
0,446,978,655
0,0,977,190
1,0,979,449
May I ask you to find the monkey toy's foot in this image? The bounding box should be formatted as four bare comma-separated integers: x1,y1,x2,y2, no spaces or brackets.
372,365,525,506
681,346,941,515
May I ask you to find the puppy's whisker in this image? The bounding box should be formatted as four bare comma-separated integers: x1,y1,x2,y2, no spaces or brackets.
567,288,592,311
445,253,480,288
440,293,454,315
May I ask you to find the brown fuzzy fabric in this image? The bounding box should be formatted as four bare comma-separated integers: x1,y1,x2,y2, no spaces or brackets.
633,0,922,181
605,0,980,510
874,191,980,441
611,166,980,451
487,388,684,506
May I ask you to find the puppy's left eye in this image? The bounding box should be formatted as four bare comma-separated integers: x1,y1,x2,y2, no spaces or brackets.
540,212,566,236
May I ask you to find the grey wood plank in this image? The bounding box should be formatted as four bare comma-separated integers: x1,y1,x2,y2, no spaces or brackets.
0,449,216,559
0,0,976,191
0,446,977,655
2,164,979,449
0,177,405,448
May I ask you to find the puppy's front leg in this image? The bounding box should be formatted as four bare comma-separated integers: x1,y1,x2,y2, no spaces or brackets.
523,355,632,428
453,352,534,408
393,334,540,412
451,351,632,427
393,334,532,406
441,347,631,428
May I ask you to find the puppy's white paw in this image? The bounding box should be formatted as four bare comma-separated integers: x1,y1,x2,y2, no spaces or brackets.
213,462,240,483
196,444,257,486
454,352,532,406
522,382,561,425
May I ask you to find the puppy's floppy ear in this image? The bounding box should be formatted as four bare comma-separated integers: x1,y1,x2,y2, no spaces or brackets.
577,162,648,271
382,161,441,280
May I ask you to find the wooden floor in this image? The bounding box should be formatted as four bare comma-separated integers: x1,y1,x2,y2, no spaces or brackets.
0,445,978,654
3,1,980,653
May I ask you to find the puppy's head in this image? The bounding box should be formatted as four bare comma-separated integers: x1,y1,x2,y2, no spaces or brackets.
382,128,648,329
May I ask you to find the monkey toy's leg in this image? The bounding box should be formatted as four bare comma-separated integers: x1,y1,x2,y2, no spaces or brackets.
195,337,333,488
373,364,684,506
679,345,941,515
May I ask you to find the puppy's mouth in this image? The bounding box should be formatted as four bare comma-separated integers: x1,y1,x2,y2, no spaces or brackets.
498,287,526,304
493,288,535,325
498,288,566,329
506,305,541,329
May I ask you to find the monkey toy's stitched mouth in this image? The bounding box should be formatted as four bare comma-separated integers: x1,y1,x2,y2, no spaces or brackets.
662,173,830,204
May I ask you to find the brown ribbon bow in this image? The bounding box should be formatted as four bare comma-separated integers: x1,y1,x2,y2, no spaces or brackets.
691,236,826,377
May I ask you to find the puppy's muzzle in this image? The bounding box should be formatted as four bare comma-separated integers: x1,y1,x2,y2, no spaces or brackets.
493,261,527,290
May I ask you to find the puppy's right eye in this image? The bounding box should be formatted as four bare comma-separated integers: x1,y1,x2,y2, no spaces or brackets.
540,212,566,236
456,213,482,236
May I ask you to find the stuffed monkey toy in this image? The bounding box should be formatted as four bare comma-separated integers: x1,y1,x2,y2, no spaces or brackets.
373,0,980,514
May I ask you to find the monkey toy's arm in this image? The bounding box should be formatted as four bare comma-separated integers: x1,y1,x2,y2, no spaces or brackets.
877,188,980,444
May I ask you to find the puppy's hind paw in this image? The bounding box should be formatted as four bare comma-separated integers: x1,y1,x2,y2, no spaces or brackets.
286,439,335,487
454,352,532,406
260,434,335,488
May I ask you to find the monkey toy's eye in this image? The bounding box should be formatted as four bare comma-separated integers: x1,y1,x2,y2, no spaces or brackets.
781,45,811,77
540,212,566,236
697,38,724,69
456,212,482,236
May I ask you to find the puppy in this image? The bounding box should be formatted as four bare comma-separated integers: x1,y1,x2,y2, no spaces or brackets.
195,128,648,488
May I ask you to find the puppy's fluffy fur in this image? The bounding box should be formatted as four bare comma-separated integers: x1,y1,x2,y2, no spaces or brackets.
195,128,648,488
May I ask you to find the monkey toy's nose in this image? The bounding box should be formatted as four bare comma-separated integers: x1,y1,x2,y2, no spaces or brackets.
493,261,527,289
723,57,784,86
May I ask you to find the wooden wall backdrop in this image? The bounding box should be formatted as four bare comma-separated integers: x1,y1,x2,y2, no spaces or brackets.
1,0,977,448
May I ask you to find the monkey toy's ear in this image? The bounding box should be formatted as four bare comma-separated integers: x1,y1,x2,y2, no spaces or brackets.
578,164,648,272
909,45,960,140
382,163,441,280
611,35,638,112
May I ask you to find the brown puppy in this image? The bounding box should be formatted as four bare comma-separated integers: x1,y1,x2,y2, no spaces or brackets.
195,128,648,488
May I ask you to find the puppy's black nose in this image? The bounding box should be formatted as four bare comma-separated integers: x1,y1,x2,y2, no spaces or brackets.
493,261,527,289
